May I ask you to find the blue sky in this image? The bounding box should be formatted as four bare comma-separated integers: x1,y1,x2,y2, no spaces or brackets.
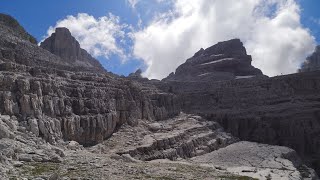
1,0,320,78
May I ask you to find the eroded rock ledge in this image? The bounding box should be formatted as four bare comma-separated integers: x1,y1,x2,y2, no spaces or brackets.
0,13,319,179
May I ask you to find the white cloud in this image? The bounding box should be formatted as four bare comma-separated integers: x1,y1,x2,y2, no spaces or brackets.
132,0,316,79
44,13,128,60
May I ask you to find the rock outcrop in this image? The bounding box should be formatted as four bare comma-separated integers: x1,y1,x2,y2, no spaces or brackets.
300,45,320,72
0,14,319,179
0,13,37,44
163,39,265,82
158,56,320,174
0,17,180,146
116,114,237,161
40,28,105,72
192,141,318,179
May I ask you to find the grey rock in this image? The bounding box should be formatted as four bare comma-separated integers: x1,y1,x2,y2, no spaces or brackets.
67,141,82,150
13,161,23,167
40,27,105,73
300,45,320,72
192,141,318,180
0,119,14,139
0,13,37,44
148,123,163,132
28,118,39,136
18,154,33,162
163,39,265,82
0,14,319,178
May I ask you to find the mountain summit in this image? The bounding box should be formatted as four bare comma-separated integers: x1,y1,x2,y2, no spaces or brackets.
40,27,105,72
163,39,264,82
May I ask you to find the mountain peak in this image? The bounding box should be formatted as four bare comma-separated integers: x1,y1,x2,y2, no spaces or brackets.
197,39,247,58
40,27,105,72
163,39,264,82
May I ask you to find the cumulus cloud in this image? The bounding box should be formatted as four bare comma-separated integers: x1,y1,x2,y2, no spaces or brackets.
132,0,316,79
44,13,128,60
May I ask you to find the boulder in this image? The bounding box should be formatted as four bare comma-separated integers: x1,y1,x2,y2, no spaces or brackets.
28,118,39,136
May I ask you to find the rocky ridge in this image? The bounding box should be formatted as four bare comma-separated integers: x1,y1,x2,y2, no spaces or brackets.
40,28,105,73
163,39,265,82
0,13,180,146
0,14,37,44
0,13,319,179
157,57,320,175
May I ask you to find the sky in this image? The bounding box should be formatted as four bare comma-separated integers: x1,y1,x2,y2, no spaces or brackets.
1,0,320,79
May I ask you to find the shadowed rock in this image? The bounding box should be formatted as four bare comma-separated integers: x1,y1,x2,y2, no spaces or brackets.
300,45,320,72
163,39,265,82
40,27,105,72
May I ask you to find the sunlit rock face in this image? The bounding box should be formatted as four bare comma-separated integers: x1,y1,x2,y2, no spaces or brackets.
156,39,320,175
0,15,181,146
163,39,265,82
300,45,320,72
0,13,319,179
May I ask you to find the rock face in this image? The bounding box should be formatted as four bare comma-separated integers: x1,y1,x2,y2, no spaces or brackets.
40,27,105,72
153,39,320,175
192,141,318,180
0,13,37,44
158,65,320,175
116,114,237,161
0,14,319,179
300,45,320,72
0,17,180,146
163,39,265,82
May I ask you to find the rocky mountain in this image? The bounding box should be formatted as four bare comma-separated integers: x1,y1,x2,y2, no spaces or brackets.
0,14,37,44
0,13,180,146
156,51,320,176
163,39,265,82
0,14,319,179
300,45,320,72
40,28,105,73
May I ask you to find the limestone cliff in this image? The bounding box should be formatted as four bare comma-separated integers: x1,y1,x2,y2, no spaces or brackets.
0,21,180,146
0,14,319,179
157,43,320,174
40,28,105,72
163,39,265,82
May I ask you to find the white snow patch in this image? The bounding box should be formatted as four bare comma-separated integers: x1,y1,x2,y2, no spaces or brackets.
235,75,255,79
200,58,234,65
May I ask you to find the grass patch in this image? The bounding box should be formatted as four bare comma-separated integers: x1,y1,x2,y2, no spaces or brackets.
20,162,59,177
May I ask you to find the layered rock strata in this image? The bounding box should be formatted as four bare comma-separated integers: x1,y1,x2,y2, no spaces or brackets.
0,13,319,178
163,39,265,82
0,13,180,146
116,114,237,161
40,28,105,72
158,51,320,174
